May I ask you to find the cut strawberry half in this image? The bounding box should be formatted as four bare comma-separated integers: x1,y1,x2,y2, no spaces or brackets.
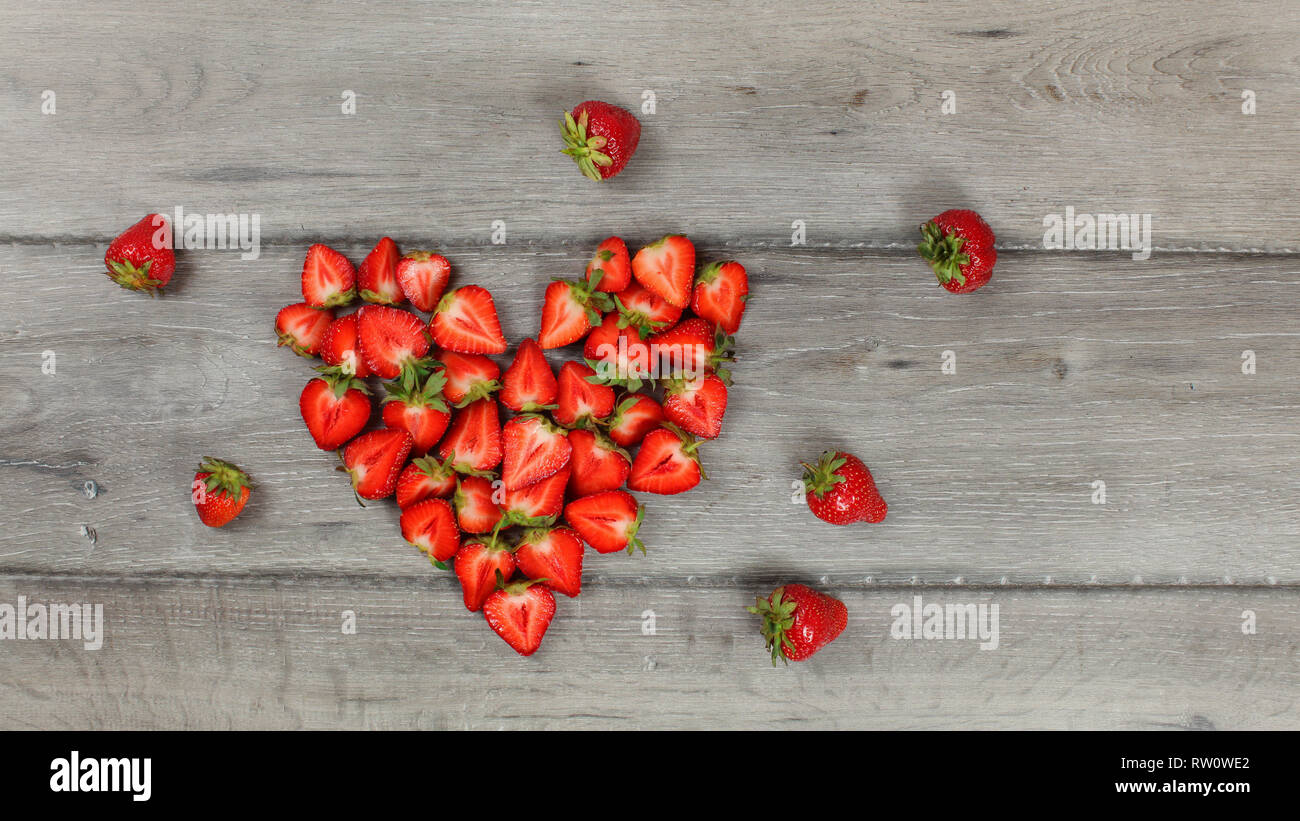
613,280,682,339
275,303,335,358
539,278,612,349
301,243,357,308
396,455,459,510
692,260,749,334
566,428,631,497
649,317,734,383
628,425,704,495
356,304,431,379
483,577,556,657
501,464,570,526
299,369,371,450
502,414,572,491
501,338,558,412
357,236,404,305
396,250,451,313
436,350,501,407
454,475,505,534
564,490,645,554
585,236,631,293
455,535,517,612
663,375,728,440
514,527,585,598
431,285,507,354
340,428,413,502
632,235,694,308
605,393,665,448
438,398,502,473
554,361,615,428
381,370,450,456
400,498,460,563
319,313,372,377
583,313,656,390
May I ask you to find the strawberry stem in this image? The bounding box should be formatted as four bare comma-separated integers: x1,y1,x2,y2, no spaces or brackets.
917,221,970,287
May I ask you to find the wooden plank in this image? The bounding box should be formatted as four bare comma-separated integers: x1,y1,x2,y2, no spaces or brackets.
2,244,1297,583
0,0,1297,249
0,576,1291,730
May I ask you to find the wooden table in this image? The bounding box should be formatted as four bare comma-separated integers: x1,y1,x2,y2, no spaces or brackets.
2,0,1297,730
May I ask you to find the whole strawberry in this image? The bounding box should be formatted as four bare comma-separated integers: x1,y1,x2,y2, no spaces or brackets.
747,584,847,664
802,451,886,525
560,101,641,182
917,209,996,294
105,214,175,294
191,457,252,527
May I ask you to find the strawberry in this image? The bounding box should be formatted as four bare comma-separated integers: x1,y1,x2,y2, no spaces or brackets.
564,490,645,554
356,304,431,379
584,236,631,293
560,101,641,182
648,317,734,382
438,398,502,473
500,338,557,412
514,527,584,598
584,313,654,387
454,475,504,533
801,451,887,525
554,361,615,428
191,457,251,527
455,535,517,612
340,428,412,501
632,235,694,308
357,236,404,305
663,375,728,440
396,250,451,312
400,497,460,563
502,414,572,491
483,576,557,657
501,465,570,525
395,455,459,510
275,303,335,358
539,277,612,349
299,369,372,450
319,313,372,377
301,243,357,308
613,280,682,338
104,214,174,293
381,370,451,456
605,393,665,448
627,425,704,495
747,584,847,664
691,260,749,334
566,428,630,497
436,350,501,407
431,285,508,354
918,209,997,294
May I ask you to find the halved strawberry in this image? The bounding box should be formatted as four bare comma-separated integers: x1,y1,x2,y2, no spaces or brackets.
585,236,631,293
396,250,451,312
554,361,615,428
501,338,558,412
431,285,507,354
692,260,749,334
583,313,654,388
632,235,694,308
539,278,612,349
438,398,502,473
501,464,570,526
649,317,734,382
628,425,704,495
613,280,682,339
400,497,460,563
301,243,356,308
454,475,504,533
357,304,431,379
319,313,373,377
341,428,413,501
502,414,572,491
276,303,335,358
605,393,665,448
381,370,451,456
515,527,584,598
566,428,631,497
455,535,516,612
299,369,371,450
396,454,459,510
663,375,728,440
564,490,645,554
436,350,501,407
358,236,404,305
483,577,556,657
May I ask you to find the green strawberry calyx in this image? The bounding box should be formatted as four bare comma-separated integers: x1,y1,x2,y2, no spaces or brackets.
197,457,252,502
560,109,614,182
917,221,970,287
746,587,798,666
801,451,848,499
105,258,164,295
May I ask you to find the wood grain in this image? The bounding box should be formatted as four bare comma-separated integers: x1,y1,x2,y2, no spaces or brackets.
0,0,1297,249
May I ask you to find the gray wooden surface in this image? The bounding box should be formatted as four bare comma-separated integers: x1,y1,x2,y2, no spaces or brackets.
1,0,1298,730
